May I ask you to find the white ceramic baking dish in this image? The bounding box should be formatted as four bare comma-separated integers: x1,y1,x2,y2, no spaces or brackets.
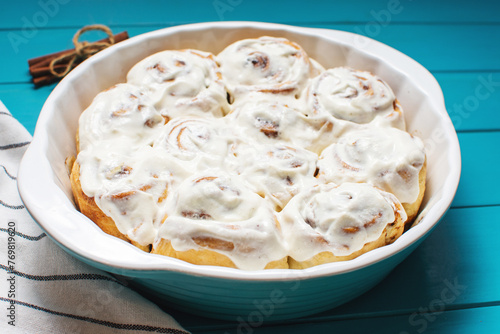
18,21,461,321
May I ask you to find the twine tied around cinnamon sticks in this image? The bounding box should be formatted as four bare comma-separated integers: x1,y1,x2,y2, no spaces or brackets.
28,24,129,88
50,24,114,78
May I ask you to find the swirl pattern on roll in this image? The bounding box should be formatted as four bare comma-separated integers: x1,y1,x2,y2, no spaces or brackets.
306,67,405,129
153,172,288,270
77,83,164,151
217,36,322,100
127,49,230,120
152,116,240,172
225,94,336,153
317,127,426,205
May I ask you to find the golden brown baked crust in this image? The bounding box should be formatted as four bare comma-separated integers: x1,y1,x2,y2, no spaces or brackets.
402,158,427,226
70,161,150,252
152,239,289,269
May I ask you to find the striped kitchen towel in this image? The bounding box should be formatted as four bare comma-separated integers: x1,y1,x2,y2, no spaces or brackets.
0,100,190,334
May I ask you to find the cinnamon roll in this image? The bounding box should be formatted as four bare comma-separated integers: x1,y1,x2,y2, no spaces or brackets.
317,127,426,223
71,144,189,250
152,172,289,270
152,116,240,172
279,182,407,269
225,94,336,154
127,49,230,120
305,67,405,129
77,83,164,151
229,143,319,210
217,36,322,101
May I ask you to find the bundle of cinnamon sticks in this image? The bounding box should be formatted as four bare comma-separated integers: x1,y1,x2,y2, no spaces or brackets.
28,30,128,88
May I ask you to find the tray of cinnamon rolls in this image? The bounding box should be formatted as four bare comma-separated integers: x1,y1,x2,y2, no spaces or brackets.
69,35,427,271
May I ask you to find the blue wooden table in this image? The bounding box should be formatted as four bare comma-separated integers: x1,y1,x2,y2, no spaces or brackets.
2,1,499,333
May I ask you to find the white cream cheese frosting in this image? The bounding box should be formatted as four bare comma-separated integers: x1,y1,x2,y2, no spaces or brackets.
229,143,319,210
317,126,425,204
279,182,407,261
77,83,165,151
127,49,230,120
77,144,190,246
225,93,337,154
217,36,322,100
306,67,405,129
156,171,288,270
152,116,242,174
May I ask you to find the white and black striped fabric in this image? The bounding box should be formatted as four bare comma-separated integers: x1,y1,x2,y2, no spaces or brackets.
0,101,190,334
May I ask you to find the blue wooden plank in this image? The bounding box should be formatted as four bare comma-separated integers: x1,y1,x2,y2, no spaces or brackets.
310,23,500,74
0,26,152,85
319,205,500,316
1,0,499,30
1,1,497,333
160,206,500,332
453,132,500,207
195,305,500,334
1,24,499,84
0,83,54,134
436,72,500,132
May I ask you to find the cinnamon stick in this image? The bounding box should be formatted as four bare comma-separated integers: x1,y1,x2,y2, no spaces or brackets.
28,49,74,69
28,29,129,88
33,75,60,88
28,31,129,69
29,63,69,77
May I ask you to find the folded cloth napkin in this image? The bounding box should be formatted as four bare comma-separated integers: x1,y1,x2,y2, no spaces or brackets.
0,100,190,334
